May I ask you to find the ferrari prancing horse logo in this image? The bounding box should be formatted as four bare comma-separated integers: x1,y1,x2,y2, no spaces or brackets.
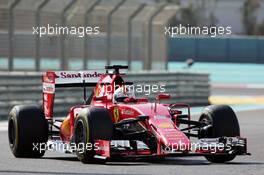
113,107,119,122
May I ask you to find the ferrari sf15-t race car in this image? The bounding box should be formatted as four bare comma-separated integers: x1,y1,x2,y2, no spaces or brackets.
8,65,250,163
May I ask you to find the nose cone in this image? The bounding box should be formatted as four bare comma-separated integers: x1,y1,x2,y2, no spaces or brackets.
150,115,191,152
157,128,191,152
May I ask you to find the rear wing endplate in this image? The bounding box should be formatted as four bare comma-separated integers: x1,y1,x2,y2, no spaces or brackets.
42,70,104,119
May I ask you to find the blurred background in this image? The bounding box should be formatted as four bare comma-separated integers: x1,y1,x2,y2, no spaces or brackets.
1,0,264,71
0,0,264,119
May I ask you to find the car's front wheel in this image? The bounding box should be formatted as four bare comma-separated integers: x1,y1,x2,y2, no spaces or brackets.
74,107,113,163
199,105,240,163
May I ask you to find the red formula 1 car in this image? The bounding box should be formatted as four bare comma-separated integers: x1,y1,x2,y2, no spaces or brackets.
8,65,250,163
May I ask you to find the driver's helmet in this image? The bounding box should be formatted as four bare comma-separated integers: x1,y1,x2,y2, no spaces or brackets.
113,86,135,103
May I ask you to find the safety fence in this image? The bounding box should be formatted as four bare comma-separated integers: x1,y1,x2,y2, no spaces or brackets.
0,71,209,119
0,0,179,71
1,0,264,73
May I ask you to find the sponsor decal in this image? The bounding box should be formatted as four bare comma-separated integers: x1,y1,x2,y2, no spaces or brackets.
43,82,55,94
52,71,104,84
122,109,134,116
58,71,102,79
113,107,120,122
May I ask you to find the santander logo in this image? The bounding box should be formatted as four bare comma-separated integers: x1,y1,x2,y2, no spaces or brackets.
58,71,102,79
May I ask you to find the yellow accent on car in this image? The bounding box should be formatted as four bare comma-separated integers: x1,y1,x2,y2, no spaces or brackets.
113,107,120,122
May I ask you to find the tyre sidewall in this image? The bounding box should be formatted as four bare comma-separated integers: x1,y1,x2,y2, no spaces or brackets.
74,107,113,163
199,105,240,163
74,110,94,162
8,105,48,158
200,105,240,137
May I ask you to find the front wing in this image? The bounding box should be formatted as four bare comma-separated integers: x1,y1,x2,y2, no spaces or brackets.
95,136,250,159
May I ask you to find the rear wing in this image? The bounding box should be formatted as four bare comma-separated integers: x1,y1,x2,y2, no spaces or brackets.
43,70,104,87
42,70,104,119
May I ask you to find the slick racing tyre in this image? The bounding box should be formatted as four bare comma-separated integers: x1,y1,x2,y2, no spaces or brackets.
74,107,113,163
199,105,240,163
8,105,48,158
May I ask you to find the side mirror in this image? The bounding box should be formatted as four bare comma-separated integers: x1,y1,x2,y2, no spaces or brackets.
154,93,171,113
156,93,171,101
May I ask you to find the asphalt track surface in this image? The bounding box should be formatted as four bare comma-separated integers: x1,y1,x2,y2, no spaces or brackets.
0,108,263,175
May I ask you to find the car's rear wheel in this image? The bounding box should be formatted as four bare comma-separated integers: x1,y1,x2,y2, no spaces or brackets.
199,105,240,163
74,107,113,163
8,105,48,158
